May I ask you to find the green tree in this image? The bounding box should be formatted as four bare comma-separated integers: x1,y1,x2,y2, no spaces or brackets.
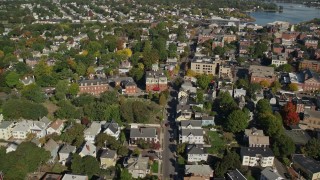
5,71,21,88
117,146,129,157
55,100,79,119
197,74,213,90
60,123,84,147
278,64,292,73
214,151,241,177
2,99,48,119
71,154,100,179
21,84,45,103
271,80,281,93
55,80,69,100
304,138,320,160
196,90,204,103
225,110,249,133
273,134,295,157
288,83,298,91
119,168,132,180
256,99,272,114
68,83,80,97
159,93,167,106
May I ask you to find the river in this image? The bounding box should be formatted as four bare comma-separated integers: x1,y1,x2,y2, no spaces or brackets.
249,3,320,25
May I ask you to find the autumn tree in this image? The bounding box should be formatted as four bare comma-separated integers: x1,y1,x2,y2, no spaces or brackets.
288,83,298,91
260,80,271,88
282,102,300,126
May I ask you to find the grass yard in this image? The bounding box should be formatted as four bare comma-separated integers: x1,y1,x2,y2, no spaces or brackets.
51,163,67,173
206,131,226,155
151,161,159,173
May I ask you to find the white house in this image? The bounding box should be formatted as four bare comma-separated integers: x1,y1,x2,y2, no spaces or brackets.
79,141,96,158
129,126,159,144
6,143,18,153
186,145,208,163
241,147,274,167
103,122,120,140
84,122,102,143
46,120,64,135
180,129,204,144
59,144,76,165
12,121,31,139
233,88,247,98
0,121,15,140
29,117,51,138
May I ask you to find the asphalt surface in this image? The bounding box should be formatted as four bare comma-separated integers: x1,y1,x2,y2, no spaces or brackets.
162,86,178,179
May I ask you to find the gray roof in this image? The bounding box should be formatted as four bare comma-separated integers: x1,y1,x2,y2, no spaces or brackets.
84,122,102,136
79,78,109,86
185,165,213,176
44,139,59,151
292,154,320,173
130,127,157,138
59,144,76,154
284,130,311,145
227,169,247,180
127,156,149,171
181,129,203,136
240,147,274,157
0,121,14,129
100,149,117,159
103,122,119,134
146,70,167,78
186,144,206,155
261,167,284,180
181,120,202,128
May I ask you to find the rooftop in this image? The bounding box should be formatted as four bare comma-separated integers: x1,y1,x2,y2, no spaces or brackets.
227,169,247,180
292,154,320,173
284,130,311,145
261,167,284,180
249,65,275,78
130,127,157,138
185,165,213,177
0,121,14,129
240,147,274,157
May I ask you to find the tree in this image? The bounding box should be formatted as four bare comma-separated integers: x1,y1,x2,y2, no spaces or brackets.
68,83,80,97
71,154,100,179
258,112,283,137
60,123,85,147
304,138,320,160
159,93,167,106
21,84,45,103
55,80,69,100
117,146,129,157
196,90,204,103
225,110,249,133
186,69,197,77
282,102,300,126
119,168,132,180
215,91,238,117
273,134,295,157
271,80,281,93
55,100,79,119
197,74,213,90
288,83,298,91
132,148,141,156
5,71,21,88
214,151,241,177
2,99,48,119
256,99,272,114
260,80,271,88
278,64,292,73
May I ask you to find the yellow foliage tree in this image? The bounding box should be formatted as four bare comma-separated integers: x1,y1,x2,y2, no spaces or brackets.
0,50,4,58
288,83,298,92
81,50,88,56
260,80,271,88
116,48,132,58
186,69,197,77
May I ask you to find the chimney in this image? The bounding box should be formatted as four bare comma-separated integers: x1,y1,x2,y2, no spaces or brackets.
86,144,90,151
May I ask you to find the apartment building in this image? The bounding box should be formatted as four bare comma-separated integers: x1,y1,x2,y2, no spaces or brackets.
0,121,15,140
241,147,275,167
78,78,109,96
190,57,219,75
145,70,168,93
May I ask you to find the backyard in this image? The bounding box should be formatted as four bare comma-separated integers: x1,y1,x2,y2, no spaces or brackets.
151,161,159,173
205,131,226,156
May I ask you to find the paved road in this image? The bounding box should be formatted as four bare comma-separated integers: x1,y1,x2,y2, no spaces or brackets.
162,86,178,179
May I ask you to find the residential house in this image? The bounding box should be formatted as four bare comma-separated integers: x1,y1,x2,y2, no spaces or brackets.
248,135,270,148
271,54,287,67
227,169,247,180
130,126,159,144
239,39,252,54
20,76,35,86
6,143,18,153
186,144,208,163
120,81,137,95
281,31,298,45
285,129,311,146
46,120,64,135
44,139,59,163
233,88,246,98
302,110,320,129
180,129,204,144
198,116,215,127
78,78,109,96
304,39,318,49
260,167,284,180
180,120,202,130
241,147,275,167
145,70,168,93
100,149,117,169
249,65,276,84
126,155,150,178
176,104,193,121
84,122,102,143
0,121,15,140
185,165,213,179
62,174,88,180
102,122,120,140
12,121,31,139
30,117,51,138
79,141,96,157
219,64,233,81
59,144,76,165
300,69,320,91
292,154,320,180
299,60,320,73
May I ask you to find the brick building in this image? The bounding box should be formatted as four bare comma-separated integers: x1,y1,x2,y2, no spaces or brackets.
145,70,168,92
304,39,318,49
249,65,276,84
300,60,320,73
121,81,137,95
78,78,109,95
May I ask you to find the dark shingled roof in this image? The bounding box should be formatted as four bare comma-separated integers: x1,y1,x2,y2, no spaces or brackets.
292,154,320,174
240,147,274,157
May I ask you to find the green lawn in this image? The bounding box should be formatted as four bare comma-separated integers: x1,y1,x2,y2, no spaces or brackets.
51,163,67,173
151,161,159,173
206,131,226,155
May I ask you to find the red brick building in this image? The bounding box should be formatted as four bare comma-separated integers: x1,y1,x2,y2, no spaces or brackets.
273,45,283,54
304,39,318,49
78,78,109,96
146,70,168,93
249,65,276,84
299,60,320,73
121,81,137,95
302,69,320,91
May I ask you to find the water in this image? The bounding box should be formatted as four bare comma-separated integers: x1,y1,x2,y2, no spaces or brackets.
250,3,320,25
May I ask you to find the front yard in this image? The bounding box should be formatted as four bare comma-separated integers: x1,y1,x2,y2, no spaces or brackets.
151,161,159,173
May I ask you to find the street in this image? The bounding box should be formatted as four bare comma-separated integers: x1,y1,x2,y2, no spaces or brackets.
162,85,178,179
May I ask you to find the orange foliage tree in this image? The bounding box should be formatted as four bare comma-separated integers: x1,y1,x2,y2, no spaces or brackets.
282,102,300,126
